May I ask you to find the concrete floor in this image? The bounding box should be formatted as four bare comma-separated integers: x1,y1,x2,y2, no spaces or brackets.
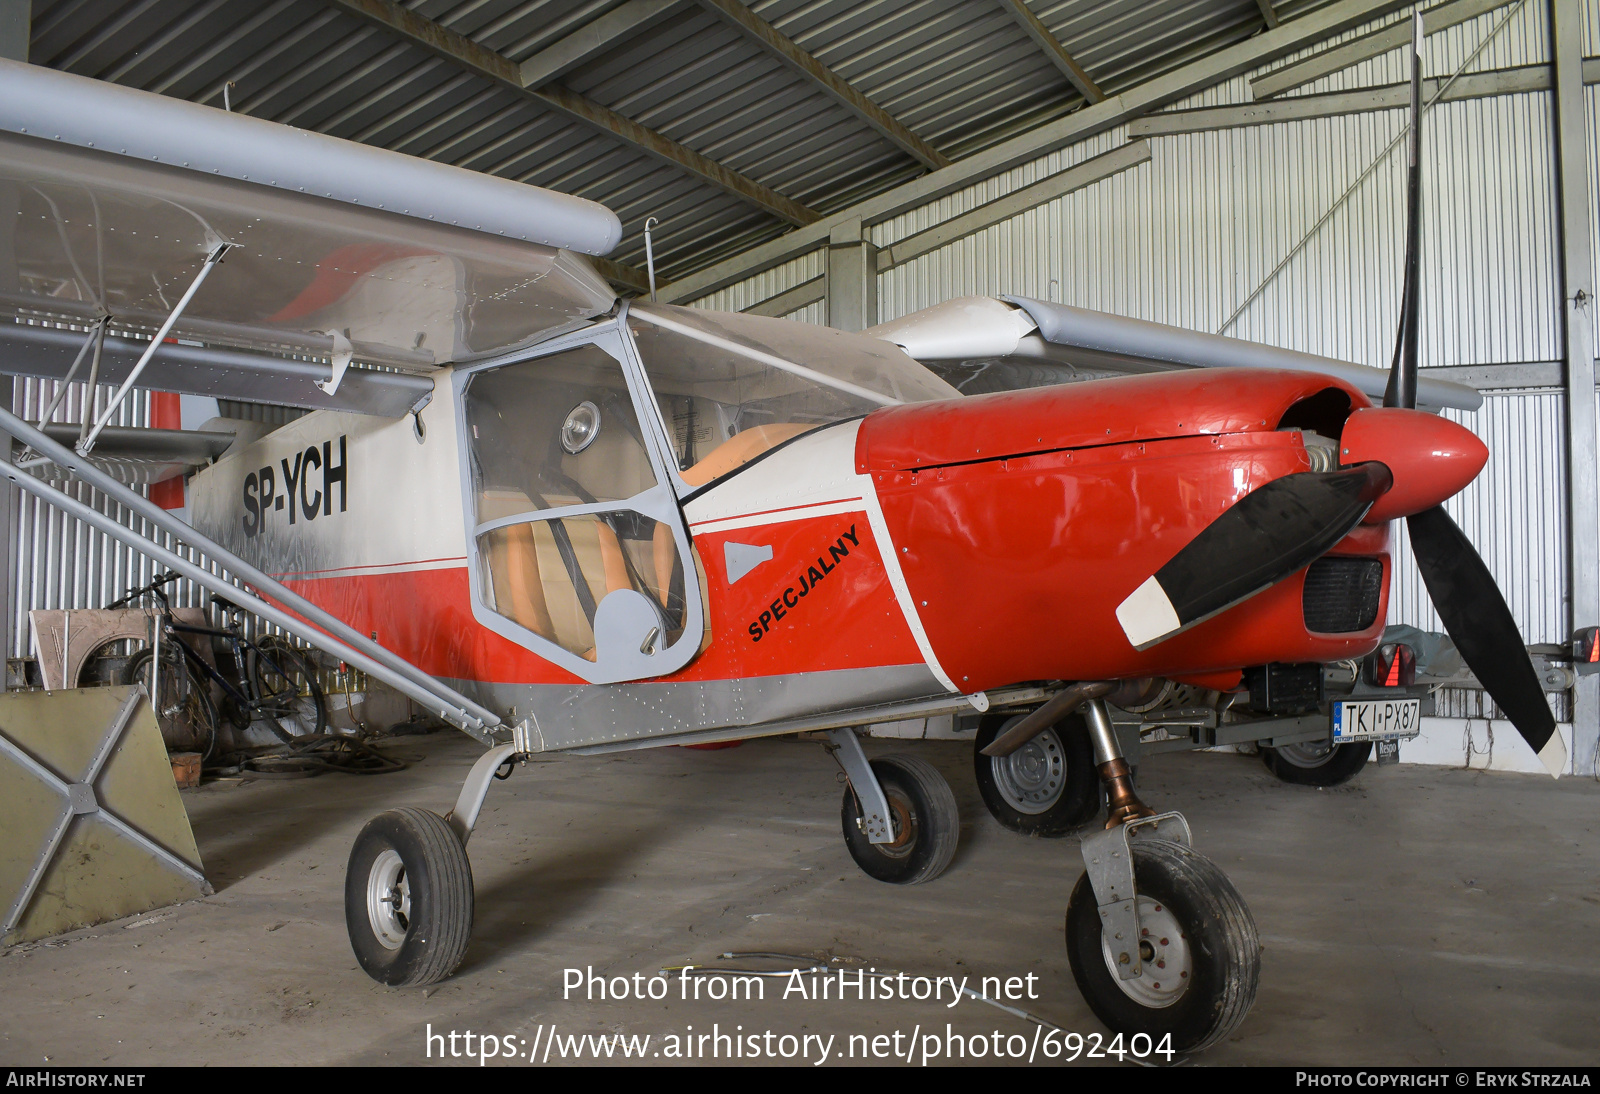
2,731,1597,1067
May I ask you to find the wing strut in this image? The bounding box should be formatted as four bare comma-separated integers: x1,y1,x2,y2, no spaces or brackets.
0,405,503,740
79,241,232,456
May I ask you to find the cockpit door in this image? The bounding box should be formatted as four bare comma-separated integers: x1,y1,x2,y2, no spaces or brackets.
453,320,705,684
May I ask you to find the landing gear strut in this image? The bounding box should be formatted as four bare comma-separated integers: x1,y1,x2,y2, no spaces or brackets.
345,743,517,986
1064,699,1260,1054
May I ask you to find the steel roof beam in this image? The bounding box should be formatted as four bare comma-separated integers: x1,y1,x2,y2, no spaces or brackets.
741,275,824,317
737,141,1151,316
588,255,653,293
1251,0,1511,99
694,0,949,170
328,0,819,227
1133,61,1590,135
520,0,688,89
658,0,1415,303
993,0,1105,103
874,141,1150,271
1256,0,1280,29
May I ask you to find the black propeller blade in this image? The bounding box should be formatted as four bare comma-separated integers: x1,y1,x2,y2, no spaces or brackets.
1407,505,1563,771
1116,463,1392,651
1114,16,1564,774
1382,11,1424,413
1378,17,1563,774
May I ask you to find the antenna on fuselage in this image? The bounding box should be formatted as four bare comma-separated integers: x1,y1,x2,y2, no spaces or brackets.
643,217,660,303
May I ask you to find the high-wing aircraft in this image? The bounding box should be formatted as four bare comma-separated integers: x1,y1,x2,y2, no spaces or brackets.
0,29,1577,1053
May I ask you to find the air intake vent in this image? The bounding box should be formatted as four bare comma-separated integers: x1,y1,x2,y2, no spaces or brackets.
1303,557,1383,633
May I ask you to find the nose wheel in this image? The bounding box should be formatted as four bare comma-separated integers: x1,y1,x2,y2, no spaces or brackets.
1045,696,1260,1054
1065,834,1258,1053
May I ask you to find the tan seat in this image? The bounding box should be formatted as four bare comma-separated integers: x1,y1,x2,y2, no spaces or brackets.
482,490,630,656
678,423,813,488
489,425,808,648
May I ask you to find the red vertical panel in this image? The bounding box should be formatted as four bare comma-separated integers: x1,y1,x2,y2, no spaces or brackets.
149,392,184,510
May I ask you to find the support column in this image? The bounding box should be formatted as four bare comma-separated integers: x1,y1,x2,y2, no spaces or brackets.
1550,0,1600,775
826,217,879,332
0,1,26,675
0,1,25,62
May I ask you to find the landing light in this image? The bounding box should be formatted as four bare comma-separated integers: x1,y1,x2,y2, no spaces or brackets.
561,401,601,454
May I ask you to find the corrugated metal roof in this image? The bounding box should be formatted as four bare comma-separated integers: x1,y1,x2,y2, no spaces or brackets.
25,0,1342,281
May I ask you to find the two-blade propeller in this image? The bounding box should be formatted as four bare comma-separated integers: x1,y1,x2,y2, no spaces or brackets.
1115,14,1565,776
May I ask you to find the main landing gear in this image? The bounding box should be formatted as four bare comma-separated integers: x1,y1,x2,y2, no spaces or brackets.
1060,699,1260,1054
344,718,1256,1055
827,728,960,885
345,743,516,986
341,729,968,989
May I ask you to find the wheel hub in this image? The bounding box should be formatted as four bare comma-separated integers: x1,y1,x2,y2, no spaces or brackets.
993,726,1066,815
366,849,412,950
1100,897,1191,1008
1275,740,1335,768
863,788,918,858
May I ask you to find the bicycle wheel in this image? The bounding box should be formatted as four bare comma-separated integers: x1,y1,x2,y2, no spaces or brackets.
125,645,218,760
251,636,327,740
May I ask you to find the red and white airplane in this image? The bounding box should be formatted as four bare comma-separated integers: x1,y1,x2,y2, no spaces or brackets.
0,37,1575,1053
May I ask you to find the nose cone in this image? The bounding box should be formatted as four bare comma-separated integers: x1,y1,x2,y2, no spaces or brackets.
1340,407,1488,522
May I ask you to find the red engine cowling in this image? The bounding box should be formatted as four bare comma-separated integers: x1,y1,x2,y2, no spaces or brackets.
859,368,1390,690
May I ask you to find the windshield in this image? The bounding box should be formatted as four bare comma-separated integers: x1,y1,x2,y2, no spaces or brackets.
628,304,957,484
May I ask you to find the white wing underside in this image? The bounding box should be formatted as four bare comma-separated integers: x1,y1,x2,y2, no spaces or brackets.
0,59,622,418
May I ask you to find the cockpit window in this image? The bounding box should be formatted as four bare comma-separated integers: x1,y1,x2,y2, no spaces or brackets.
460,340,685,661
462,342,654,511
628,304,957,484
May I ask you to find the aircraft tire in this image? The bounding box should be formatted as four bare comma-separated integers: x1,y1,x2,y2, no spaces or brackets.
840,755,959,885
346,807,474,987
1260,739,1371,786
973,712,1099,836
1065,838,1259,1056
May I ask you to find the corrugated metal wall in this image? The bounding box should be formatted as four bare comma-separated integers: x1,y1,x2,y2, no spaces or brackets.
690,1,1584,669
5,327,231,662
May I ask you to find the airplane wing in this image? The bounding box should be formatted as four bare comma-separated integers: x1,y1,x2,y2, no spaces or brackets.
23,424,237,487
0,58,622,418
865,295,1484,412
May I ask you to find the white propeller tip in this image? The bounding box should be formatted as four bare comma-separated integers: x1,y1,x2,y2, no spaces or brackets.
1117,576,1181,651
1537,731,1567,779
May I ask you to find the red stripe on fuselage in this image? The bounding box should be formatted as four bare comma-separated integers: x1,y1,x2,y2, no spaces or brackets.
273,511,923,685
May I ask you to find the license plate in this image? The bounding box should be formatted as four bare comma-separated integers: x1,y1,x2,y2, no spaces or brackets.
1332,698,1421,742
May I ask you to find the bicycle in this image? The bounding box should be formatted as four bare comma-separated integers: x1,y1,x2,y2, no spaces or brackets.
111,572,327,749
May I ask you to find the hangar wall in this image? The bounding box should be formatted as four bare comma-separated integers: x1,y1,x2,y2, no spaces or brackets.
690,0,1598,770
3,2,1593,772
5,379,221,667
